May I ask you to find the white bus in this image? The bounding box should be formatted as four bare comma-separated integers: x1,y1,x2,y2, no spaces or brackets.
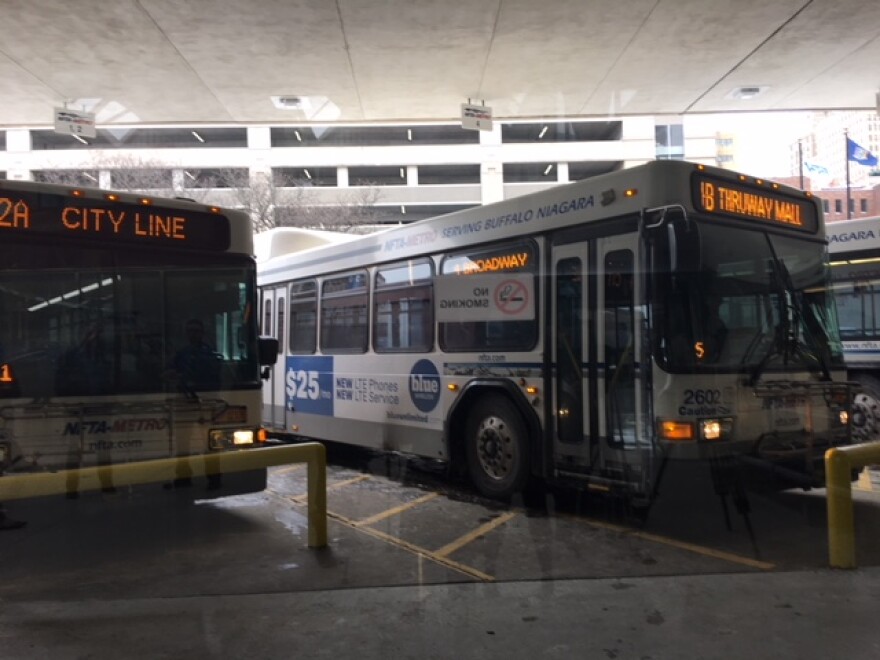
0,180,278,498
827,216,880,441
258,160,851,502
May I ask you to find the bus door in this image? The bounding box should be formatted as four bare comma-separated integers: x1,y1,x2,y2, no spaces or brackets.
262,285,287,431
552,246,591,466
597,236,653,486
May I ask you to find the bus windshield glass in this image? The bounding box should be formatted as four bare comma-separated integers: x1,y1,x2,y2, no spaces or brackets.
652,221,844,376
0,243,260,398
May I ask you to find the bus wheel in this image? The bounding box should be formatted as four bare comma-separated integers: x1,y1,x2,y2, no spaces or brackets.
852,375,880,442
464,394,530,499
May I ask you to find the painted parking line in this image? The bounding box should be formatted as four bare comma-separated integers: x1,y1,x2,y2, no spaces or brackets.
328,509,496,582
286,474,371,503
566,514,775,571
355,492,441,527
434,511,518,558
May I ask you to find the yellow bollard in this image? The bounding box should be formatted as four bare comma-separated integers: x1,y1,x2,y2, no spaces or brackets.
825,448,856,569
0,443,328,548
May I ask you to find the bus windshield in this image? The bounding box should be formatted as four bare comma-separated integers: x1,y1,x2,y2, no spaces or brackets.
0,243,260,399
652,221,844,376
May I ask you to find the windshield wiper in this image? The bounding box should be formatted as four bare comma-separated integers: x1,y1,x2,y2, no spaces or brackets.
748,251,832,386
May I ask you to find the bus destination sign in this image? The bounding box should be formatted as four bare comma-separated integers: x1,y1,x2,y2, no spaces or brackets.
0,189,231,251
692,173,818,233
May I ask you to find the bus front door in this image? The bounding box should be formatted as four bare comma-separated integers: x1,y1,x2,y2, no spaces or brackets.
597,235,656,498
262,285,287,431
552,246,592,467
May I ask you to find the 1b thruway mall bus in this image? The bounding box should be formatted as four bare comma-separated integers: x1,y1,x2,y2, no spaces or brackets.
258,160,852,503
0,180,278,499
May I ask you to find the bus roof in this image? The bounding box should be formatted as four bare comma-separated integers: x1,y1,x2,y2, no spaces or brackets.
257,160,821,285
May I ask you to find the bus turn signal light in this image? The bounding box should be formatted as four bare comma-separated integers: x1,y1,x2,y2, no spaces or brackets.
659,420,695,441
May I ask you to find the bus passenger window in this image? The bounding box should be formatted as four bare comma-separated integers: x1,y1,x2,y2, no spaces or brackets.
289,280,317,354
373,260,434,353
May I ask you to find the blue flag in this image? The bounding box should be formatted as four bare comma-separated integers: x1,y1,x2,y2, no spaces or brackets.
847,138,878,166
804,161,830,177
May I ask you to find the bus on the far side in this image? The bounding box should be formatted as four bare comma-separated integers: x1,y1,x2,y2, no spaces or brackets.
827,215,880,441
0,179,278,499
259,160,852,502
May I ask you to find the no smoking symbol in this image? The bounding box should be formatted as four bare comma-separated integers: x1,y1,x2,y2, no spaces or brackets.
495,280,528,315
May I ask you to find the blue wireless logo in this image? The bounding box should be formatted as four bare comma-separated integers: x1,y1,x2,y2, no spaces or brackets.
409,359,441,412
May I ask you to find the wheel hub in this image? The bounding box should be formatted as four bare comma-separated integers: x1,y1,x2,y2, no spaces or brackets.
477,416,512,480
852,391,880,442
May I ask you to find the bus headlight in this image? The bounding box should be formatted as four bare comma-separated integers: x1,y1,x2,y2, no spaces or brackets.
839,410,849,426
209,429,256,449
700,418,733,441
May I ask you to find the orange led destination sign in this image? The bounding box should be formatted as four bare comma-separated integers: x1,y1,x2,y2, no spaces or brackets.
0,189,230,250
692,173,818,233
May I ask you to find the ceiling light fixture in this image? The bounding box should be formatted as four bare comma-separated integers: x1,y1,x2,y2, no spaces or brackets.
191,131,205,142
727,86,769,100
294,130,302,142
543,164,554,176
271,96,305,110
72,134,88,144
538,126,548,139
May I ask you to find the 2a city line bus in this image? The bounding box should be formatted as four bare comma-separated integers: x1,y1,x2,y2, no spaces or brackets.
258,160,851,502
0,180,278,498
826,215,880,441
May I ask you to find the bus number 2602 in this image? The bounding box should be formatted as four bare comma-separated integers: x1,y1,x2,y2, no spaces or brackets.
683,388,722,405
286,370,320,400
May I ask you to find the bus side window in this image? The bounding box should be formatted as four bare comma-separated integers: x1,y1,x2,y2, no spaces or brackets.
289,280,317,354
263,299,272,337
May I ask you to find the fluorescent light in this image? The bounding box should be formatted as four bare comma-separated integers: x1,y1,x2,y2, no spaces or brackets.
399,168,405,178
407,129,412,141
184,171,196,181
538,126,548,139
543,164,554,175
294,130,302,142
400,205,406,214
303,169,312,179
83,173,97,182
726,86,769,100
191,131,205,143
72,134,88,144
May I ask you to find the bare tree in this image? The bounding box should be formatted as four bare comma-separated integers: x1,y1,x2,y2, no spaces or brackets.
34,159,387,235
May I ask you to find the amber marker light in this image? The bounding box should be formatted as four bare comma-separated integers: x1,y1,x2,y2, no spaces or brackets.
139,197,152,205
258,428,269,443
624,188,637,198
210,206,222,213
526,385,539,395
659,420,694,441
71,189,84,197
105,193,120,202
447,383,459,392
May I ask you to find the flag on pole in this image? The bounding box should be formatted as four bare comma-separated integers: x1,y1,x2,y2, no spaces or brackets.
847,138,879,166
804,161,830,177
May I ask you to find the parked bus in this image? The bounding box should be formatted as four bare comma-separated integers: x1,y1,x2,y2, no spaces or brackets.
0,180,277,498
827,215,880,441
258,160,851,502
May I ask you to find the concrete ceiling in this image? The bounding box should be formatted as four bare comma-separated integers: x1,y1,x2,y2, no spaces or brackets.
2,0,879,129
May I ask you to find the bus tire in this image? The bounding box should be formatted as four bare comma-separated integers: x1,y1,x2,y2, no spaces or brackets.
852,374,880,442
464,394,530,499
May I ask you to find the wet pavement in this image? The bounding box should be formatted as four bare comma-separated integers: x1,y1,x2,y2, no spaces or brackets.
1,450,880,658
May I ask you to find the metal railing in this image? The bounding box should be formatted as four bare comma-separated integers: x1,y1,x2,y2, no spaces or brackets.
825,441,880,568
0,443,328,548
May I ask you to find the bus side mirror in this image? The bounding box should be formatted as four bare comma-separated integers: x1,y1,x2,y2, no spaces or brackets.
258,336,279,367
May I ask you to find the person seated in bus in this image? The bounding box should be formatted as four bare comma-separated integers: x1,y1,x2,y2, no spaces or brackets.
167,318,222,392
